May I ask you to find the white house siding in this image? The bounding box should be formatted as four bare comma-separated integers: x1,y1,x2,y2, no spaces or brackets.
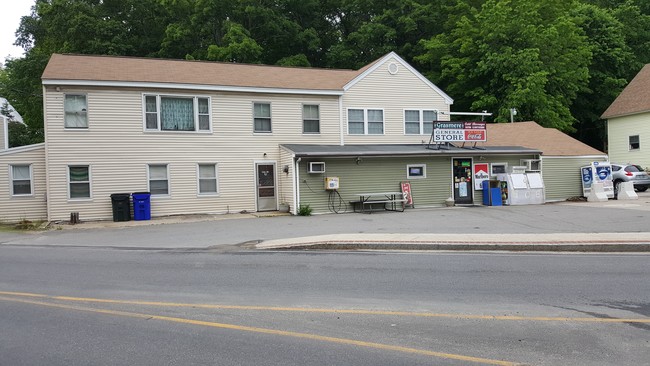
0,144,47,222
541,156,608,201
607,113,650,168
343,56,451,145
44,86,341,221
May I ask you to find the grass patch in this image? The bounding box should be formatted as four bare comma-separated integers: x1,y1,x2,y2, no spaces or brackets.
0,219,46,232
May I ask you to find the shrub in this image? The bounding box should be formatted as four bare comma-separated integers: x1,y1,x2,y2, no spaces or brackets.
297,204,312,216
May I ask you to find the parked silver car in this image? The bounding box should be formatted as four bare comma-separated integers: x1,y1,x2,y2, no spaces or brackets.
611,163,650,194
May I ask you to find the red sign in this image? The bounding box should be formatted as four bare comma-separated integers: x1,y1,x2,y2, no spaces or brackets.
473,163,489,190
464,130,486,141
401,181,413,206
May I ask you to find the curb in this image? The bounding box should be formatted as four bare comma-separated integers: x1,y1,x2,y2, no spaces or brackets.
265,242,650,252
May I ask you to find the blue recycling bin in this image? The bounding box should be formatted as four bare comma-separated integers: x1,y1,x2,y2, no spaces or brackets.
482,180,503,206
132,192,151,220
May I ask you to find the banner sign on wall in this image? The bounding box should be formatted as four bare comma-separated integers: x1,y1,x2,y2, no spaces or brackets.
433,122,487,142
473,163,490,190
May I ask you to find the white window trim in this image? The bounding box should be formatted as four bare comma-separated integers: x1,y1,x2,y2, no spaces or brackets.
142,93,212,133
407,164,427,179
64,93,88,130
490,163,508,177
9,164,33,197
196,163,220,196
403,109,438,135
302,103,320,135
346,108,385,135
629,135,640,151
253,101,272,134
147,163,171,198
67,165,92,201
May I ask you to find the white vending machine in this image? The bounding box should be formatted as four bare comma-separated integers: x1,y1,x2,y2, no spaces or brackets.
581,162,614,198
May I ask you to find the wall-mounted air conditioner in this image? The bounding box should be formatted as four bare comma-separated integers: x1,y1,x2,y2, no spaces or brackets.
520,159,541,172
309,162,325,174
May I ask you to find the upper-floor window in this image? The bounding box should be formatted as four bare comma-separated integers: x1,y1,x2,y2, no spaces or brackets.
68,165,91,199
254,103,272,133
10,164,32,196
64,94,88,128
348,108,384,135
144,95,211,132
405,110,438,135
303,105,320,134
629,135,640,150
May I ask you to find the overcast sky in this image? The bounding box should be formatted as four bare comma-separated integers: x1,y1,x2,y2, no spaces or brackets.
1,0,34,67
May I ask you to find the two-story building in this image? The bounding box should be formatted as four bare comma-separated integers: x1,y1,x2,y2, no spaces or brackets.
0,52,606,222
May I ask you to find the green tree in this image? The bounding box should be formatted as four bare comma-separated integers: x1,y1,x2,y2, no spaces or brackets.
418,0,592,131
206,21,263,63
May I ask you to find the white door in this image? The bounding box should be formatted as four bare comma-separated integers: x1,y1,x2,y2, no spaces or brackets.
256,163,276,211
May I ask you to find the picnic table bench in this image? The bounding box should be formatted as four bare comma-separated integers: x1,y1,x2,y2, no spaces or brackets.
350,192,407,213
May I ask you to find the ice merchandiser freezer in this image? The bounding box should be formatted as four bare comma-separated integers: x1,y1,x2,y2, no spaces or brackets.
581,162,614,198
497,170,545,205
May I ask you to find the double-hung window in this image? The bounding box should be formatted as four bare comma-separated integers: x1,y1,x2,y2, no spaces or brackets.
68,165,91,199
348,109,384,135
10,164,32,196
198,164,218,195
64,94,88,128
254,103,272,133
404,110,438,135
144,95,211,132
629,135,640,150
303,105,320,134
148,164,169,195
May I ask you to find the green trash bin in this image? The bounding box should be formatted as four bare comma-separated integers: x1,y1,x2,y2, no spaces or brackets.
110,193,131,222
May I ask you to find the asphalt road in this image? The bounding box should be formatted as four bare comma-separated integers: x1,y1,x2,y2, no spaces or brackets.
1,246,648,365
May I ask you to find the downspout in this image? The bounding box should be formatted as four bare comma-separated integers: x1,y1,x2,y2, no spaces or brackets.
43,85,52,222
339,95,344,146
294,157,301,215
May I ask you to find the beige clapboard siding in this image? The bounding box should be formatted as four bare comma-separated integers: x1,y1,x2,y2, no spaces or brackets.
0,145,47,222
542,156,608,201
45,87,341,221
343,56,451,145
278,148,295,211
607,114,650,168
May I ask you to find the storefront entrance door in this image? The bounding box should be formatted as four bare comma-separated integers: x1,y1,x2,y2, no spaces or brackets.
453,158,473,204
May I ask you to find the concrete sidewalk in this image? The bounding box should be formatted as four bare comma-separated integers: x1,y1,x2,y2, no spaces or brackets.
2,193,650,252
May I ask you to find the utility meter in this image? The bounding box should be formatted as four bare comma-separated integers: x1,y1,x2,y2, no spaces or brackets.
325,177,339,190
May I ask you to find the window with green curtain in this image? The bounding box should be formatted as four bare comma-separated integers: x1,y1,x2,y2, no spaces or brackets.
254,103,271,132
303,105,319,133
69,166,90,198
348,109,364,134
64,94,87,128
161,97,194,131
11,165,31,195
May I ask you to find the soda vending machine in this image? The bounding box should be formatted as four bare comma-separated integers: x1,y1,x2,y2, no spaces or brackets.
581,162,614,198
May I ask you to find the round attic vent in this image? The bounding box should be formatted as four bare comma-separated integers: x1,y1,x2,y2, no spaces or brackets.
388,62,399,75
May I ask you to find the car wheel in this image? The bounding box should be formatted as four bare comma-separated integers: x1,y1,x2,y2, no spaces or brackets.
636,186,648,192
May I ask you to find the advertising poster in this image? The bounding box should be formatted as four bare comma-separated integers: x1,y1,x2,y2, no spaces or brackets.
473,163,489,190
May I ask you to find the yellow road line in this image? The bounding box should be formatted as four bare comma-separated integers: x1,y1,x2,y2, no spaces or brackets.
0,295,520,366
0,290,647,324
